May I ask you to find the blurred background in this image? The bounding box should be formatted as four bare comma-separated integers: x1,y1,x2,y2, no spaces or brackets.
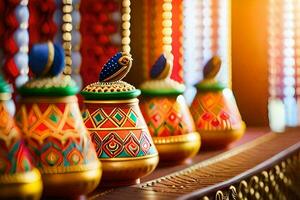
1,0,299,130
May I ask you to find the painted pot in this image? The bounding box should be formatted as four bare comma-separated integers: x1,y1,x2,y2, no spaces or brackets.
0,78,42,200
16,95,101,197
140,85,201,163
190,56,246,148
81,81,159,185
191,88,245,147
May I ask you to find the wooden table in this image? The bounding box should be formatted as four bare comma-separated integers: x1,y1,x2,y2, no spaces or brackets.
88,128,300,200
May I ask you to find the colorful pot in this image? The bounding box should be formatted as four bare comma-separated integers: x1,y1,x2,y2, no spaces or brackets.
140,94,201,162
191,56,245,148
0,76,42,200
16,95,101,196
81,52,159,185
16,42,101,197
140,54,200,163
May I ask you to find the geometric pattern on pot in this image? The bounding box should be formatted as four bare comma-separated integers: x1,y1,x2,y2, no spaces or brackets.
15,101,98,171
140,96,195,137
82,107,139,128
90,131,153,158
0,103,34,174
190,90,243,131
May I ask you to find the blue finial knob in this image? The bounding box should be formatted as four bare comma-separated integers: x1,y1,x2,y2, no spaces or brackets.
150,54,172,80
29,41,65,77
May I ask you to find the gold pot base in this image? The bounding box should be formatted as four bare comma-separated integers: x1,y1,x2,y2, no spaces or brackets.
0,169,42,200
42,163,102,197
100,154,159,186
200,122,246,149
153,132,201,162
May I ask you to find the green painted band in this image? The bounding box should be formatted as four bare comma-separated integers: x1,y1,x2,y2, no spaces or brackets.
80,89,141,100
141,88,184,96
195,82,226,91
18,86,79,97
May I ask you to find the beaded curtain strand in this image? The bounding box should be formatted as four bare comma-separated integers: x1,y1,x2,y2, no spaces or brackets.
0,0,30,115
295,0,300,125
1,0,30,86
183,0,202,104
171,0,183,82
162,0,172,55
71,0,83,88
154,0,164,62
143,0,152,80
143,0,184,82
183,0,231,104
268,0,299,130
121,0,131,54
62,0,73,76
53,0,83,87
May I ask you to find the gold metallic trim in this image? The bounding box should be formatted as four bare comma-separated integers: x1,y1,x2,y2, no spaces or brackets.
153,132,201,162
19,95,77,103
42,164,102,196
0,174,42,200
0,93,11,101
200,122,246,147
215,190,224,200
40,161,100,174
43,41,55,76
101,153,159,182
153,132,200,144
82,81,136,93
0,168,41,184
83,98,138,104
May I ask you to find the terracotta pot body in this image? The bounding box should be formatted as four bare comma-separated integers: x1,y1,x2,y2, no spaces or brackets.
82,98,159,185
0,101,42,200
140,95,200,162
16,96,101,197
191,88,245,148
